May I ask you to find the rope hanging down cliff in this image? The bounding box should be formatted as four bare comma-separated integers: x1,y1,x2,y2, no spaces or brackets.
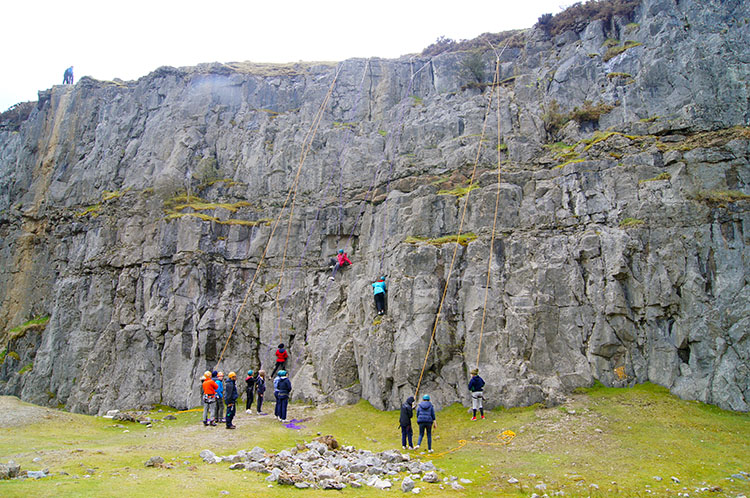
476,42,506,370
414,50,504,400
215,64,343,368
271,60,372,340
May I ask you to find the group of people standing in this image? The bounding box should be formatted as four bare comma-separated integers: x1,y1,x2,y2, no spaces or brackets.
201,370,239,429
199,342,487,455
201,344,295,428
398,369,485,452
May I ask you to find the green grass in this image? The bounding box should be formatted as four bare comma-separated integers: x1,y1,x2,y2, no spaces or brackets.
691,189,750,207
5,315,50,342
2,383,749,497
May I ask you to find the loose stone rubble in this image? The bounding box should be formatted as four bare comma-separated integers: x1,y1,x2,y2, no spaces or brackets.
198,436,452,491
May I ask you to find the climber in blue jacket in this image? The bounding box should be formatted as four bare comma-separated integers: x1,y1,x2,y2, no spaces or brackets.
372,277,387,315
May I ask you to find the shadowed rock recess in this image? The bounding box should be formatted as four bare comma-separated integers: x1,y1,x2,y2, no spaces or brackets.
1,0,748,414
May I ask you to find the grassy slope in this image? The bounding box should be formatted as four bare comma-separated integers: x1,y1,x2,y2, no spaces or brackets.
0,383,748,497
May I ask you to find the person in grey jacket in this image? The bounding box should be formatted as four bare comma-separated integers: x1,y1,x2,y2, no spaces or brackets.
415,394,436,452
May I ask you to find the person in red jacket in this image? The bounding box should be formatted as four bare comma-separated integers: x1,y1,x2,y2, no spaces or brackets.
201,371,218,426
271,343,288,377
329,249,352,281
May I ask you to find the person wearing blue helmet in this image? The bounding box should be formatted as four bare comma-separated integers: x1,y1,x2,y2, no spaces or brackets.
415,394,437,453
245,369,257,413
275,370,292,422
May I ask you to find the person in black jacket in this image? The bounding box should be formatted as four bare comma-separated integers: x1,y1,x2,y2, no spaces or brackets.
256,370,266,414
224,372,239,429
245,369,256,413
468,368,486,420
399,396,415,450
275,370,292,422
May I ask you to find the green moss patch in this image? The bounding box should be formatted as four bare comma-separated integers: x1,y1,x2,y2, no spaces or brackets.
619,217,645,228
5,315,50,342
404,233,478,247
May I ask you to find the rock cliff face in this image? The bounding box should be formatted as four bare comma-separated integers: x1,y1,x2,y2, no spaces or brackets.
1,0,748,414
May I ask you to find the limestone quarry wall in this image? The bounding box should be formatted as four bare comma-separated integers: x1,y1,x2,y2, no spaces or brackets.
0,0,748,413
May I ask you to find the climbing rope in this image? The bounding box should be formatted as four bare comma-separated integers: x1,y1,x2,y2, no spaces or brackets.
273,64,343,341
272,60,371,339
476,53,504,369
215,64,343,368
414,57,501,400
429,429,516,459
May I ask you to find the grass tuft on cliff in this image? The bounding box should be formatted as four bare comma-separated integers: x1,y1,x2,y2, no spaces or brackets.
1,383,748,497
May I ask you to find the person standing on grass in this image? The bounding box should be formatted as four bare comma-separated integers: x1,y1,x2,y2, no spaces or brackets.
224,372,238,429
399,395,415,450
275,370,292,422
415,394,436,453
201,371,218,426
245,369,256,413
468,368,485,420
256,370,267,414
215,372,225,422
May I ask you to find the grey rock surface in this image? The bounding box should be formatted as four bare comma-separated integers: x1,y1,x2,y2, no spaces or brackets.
0,0,748,414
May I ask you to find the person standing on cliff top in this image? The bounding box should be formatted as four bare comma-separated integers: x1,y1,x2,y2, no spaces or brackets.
468,368,486,420
372,277,387,315
63,66,74,84
271,343,288,377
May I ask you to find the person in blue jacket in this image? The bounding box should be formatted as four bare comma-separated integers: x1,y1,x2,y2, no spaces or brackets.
275,370,292,422
215,372,225,423
468,368,486,420
415,394,437,453
372,277,387,315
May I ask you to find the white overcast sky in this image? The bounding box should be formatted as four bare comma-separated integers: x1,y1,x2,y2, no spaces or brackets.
1,0,572,111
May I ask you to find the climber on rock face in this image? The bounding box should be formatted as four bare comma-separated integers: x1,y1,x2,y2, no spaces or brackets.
468,368,485,420
329,249,351,281
271,343,288,377
372,276,387,315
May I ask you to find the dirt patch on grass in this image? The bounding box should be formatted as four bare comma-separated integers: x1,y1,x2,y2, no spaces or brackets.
0,395,76,428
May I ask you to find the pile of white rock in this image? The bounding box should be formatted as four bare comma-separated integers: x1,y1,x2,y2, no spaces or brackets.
198,437,456,492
